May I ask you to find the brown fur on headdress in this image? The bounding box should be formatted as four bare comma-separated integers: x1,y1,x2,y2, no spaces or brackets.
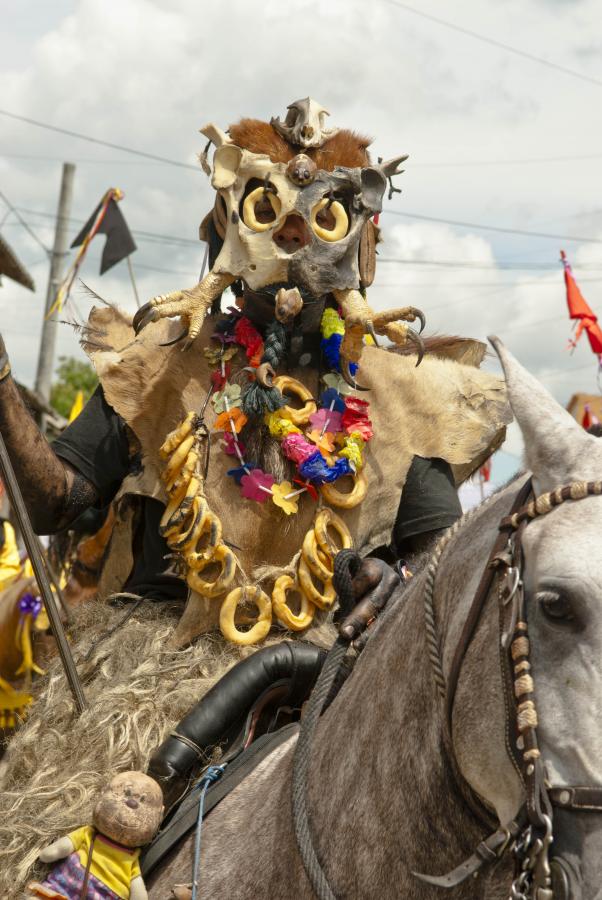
228,118,371,170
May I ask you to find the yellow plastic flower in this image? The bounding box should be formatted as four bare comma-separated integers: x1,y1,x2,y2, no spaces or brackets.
271,481,299,515
264,410,300,439
339,433,365,469
320,308,345,339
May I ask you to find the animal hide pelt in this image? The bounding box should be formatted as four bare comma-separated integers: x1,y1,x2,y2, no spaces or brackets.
228,119,371,170
83,306,511,594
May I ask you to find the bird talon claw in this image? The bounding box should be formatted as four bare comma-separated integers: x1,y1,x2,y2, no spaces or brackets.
406,328,425,367
160,326,189,347
133,302,158,334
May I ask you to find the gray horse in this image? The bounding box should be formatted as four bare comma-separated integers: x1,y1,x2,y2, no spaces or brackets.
150,338,602,899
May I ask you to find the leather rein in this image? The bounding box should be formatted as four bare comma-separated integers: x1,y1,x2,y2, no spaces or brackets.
417,477,602,899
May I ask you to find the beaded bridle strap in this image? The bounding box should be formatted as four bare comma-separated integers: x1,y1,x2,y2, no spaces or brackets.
502,480,602,531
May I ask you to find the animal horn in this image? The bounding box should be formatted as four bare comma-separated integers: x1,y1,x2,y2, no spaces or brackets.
379,154,409,178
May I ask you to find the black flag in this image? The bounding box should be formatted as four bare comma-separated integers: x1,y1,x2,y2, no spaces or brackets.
71,197,137,274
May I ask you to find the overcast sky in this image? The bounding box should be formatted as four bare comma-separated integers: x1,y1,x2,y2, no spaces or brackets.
1,0,601,484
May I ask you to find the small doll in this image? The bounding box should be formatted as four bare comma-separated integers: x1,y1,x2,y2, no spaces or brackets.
27,770,163,900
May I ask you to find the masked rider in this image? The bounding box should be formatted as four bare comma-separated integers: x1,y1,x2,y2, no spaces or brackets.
0,99,509,649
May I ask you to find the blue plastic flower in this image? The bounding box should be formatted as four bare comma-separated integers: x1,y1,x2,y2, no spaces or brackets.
298,452,353,485
321,333,343,370
319,388,345,412
226,462,257,485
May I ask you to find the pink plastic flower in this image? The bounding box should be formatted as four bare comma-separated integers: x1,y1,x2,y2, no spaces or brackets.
240,468,275,502
309,408,342,434
211,363,231,391
223,432,246,457
281,433,317,465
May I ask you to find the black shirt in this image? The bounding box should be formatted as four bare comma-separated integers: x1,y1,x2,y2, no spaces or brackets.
52,387,187,601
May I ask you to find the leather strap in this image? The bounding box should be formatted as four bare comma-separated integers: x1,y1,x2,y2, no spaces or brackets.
413,813,526,888
549,786,602,811
141,723,298,878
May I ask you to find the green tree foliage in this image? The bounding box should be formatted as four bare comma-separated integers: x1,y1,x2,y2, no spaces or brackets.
50,356,98,418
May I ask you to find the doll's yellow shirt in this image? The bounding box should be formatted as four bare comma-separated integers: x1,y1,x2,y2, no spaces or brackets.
68,826,141,900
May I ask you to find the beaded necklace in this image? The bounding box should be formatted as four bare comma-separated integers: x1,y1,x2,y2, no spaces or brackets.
204,307,373,515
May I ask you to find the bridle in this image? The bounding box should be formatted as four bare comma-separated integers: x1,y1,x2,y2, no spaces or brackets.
417,476,602,899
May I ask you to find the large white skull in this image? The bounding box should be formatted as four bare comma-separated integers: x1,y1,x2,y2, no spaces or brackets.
201,122,404,297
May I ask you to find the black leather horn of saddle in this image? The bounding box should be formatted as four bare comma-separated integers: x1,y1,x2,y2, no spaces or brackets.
148,641,327,812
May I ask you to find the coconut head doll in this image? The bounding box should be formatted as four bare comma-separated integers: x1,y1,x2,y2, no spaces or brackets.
26,771,163,900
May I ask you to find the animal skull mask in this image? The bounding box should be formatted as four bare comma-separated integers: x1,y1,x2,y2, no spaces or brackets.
201,117,406,298
134,100,424,370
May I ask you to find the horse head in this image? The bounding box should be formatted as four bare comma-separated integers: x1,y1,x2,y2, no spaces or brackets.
457,338,602,900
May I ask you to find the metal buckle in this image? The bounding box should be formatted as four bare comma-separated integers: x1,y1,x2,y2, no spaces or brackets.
502,565,521,605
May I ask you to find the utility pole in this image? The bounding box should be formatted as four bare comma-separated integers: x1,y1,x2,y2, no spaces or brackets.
34,162,75,413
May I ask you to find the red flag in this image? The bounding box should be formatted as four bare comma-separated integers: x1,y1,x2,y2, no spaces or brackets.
479,458,491,483
561,250,602,358
582,404,600,430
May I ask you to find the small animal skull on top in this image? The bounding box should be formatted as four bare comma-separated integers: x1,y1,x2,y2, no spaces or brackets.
271,97,339,149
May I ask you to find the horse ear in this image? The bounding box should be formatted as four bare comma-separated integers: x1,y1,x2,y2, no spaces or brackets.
489,335,601,489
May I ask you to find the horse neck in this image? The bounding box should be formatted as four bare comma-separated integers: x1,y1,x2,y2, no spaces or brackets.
306,481,523,898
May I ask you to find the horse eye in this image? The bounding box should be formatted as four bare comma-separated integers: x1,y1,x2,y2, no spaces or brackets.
540,592,575,622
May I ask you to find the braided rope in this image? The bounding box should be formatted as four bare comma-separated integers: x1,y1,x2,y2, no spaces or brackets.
423,488,506,699
291,638,349,900
290,552,358,900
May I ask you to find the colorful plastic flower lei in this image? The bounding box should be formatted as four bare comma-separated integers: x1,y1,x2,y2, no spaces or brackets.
204,307,372,515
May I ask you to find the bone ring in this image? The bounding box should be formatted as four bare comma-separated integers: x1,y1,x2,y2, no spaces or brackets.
273,375,317,425
219,586,273,645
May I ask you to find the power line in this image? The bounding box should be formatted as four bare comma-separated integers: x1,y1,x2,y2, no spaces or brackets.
15,206,200,247
382,209,602,244
378,257,602,271
11,207,602,275
0,191,50,255
379,0,602,88
376,277,602,287
5,148,602,170
411,153,602,168
0,109,200,172
0,152,165,166
129,262,200,277
18,204,602,264
11,214,602,273
541,360,599,382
